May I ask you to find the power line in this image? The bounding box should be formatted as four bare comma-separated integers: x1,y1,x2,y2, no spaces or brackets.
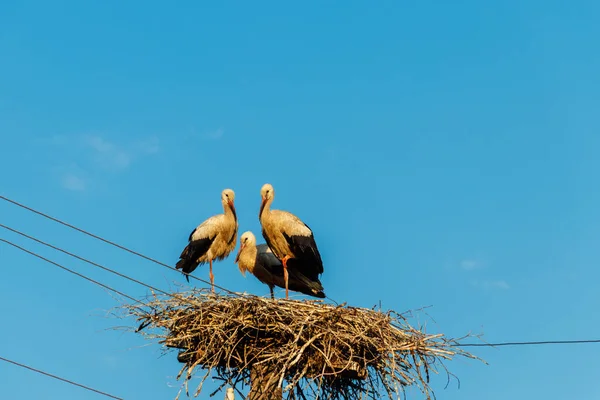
0,223,185,302
8,196,600,350
0,195,241,297
457,339,600,347
5,228,600,351
1,195,335,303
3,221,336,306
0,355,123,399
0,238,144,307
0,224,227,321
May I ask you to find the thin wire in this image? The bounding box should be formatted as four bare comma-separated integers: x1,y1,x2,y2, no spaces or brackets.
5,228,600,351
457,339,600,347
0,223,185,302
1,195,334,303
0,238,144,307
0,195,241,296
0,355,124,399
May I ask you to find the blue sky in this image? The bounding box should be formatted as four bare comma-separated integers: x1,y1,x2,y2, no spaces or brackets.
1,1,600,398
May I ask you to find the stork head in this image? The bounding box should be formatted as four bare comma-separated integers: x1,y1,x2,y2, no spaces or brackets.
260,183,274,200
259,183,274,217
235,231,256,275
221,188,236,218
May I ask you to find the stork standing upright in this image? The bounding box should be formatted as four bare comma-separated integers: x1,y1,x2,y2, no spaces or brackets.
176,188,238,291
235,231,326,299
258,183,324,299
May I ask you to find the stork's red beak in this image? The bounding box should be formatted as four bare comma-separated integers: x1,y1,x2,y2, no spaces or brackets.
259,197,266,218
234,243,245,264
228,200,237,220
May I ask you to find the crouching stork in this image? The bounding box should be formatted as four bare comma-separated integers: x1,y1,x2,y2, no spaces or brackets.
258,183,324,299
235,231,326,299
176,188,238,291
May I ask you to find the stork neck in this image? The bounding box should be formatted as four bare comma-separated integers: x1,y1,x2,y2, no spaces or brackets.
259,197,272,220
224,203,236,221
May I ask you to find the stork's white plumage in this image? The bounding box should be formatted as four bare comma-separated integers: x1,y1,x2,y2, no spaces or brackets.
224,387,235,400
258,183,324,299
235,231,325,299
176,189,238,291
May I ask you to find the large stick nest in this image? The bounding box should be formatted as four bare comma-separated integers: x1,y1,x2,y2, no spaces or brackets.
123,289,481,399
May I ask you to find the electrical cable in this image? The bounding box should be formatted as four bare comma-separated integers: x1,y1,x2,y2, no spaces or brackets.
0,195,240,296
457,339,600,347
0,223,195,303
0,355,124,399
0,238,145,307
4,228,600,350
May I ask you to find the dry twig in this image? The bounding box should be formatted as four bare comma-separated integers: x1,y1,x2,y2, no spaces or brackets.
119,289,483,399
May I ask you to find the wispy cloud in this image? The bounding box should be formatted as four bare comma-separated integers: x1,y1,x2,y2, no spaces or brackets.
61,173,86,191
54,163,88,192
41,133,160,191
471,279,510,290
460,259,482,271
204,127,224,140
133,135,160,155
83,134,161,176
458,257,506,290
80,134,161,171
184,126,225,143
83,135,133,170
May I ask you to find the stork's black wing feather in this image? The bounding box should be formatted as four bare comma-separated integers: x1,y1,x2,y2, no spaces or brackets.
286,267,325,298
255,245,283,276
282,228,324,280
188,227,196,242
175,233,216,280
254,244,325,298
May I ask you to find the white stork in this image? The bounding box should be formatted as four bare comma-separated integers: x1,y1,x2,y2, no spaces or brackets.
235,231,326,299
258,183,324,299
176,188,238,291
224,388,235,400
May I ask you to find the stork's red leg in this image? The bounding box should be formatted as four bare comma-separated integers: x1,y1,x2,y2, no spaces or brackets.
209,259,215,293
281,256,291,299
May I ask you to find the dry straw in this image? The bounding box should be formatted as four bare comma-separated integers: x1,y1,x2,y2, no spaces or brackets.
122,289,483,399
